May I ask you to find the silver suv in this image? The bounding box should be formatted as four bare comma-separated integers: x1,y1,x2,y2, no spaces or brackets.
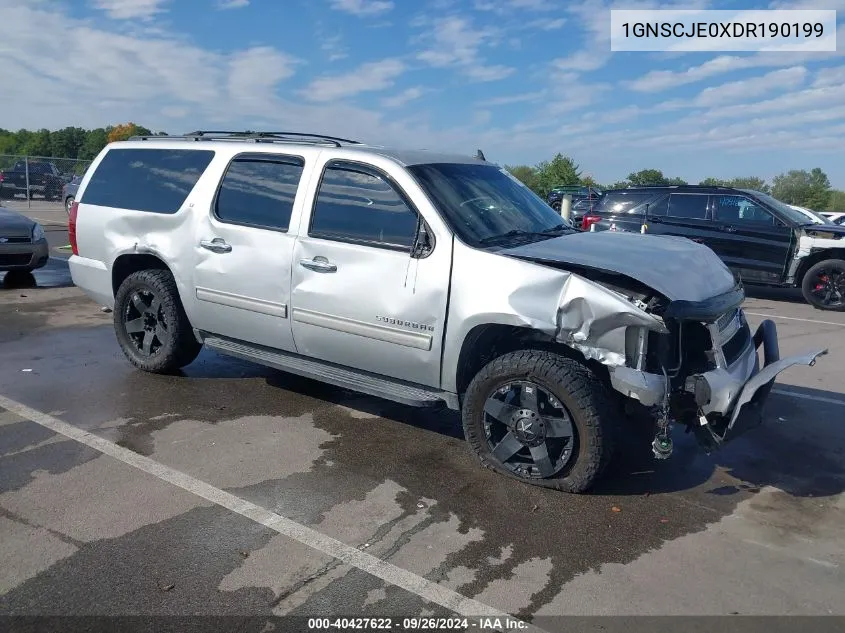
68,131,826,493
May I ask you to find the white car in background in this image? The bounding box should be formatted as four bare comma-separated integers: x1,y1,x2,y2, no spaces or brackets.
788,204,834,225
821,212,845,226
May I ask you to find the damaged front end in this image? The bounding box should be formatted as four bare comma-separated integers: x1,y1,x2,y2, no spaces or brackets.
483,231,827,460
605,283,827,458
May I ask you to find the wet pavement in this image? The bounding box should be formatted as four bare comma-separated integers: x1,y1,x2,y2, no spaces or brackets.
1,251,845,628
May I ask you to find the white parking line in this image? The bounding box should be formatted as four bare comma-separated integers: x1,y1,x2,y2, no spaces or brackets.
772,389,845,407
0,394,542,631
744,312,845,328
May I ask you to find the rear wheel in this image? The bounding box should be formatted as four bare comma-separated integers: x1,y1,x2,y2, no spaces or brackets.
113,269,202,373
462,350,617,493
802,259,845,311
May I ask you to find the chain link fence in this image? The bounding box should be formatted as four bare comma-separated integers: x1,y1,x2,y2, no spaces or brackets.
0,154,92,211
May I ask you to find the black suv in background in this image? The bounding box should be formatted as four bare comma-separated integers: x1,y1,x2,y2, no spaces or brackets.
585,186,845,311
546,185,602,212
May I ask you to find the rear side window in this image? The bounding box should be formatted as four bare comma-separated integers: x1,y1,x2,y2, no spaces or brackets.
594,192,653,214
215,155,304,231
667,194,709,220
81,148,215,214
310,164,419,249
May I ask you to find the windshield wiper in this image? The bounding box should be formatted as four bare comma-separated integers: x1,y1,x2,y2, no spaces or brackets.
541,223,571,234
479,225,572,246
478,229,537,245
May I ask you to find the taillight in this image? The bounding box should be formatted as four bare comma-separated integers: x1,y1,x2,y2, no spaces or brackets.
68,201,79,255
581,214,601,231
0,173,4,182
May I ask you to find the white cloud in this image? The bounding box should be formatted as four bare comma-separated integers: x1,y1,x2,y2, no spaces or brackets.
217,0,249,8
329,0,393,16
627,24,845,92
657,66,807,111
483,91,547,106
382,86,427,108
813,64,845,87
320,34,349,62
302,59,405,102
415,15,514,82
474,0,556,12
525,17,566,30
463,64,515,82
90,0,170,20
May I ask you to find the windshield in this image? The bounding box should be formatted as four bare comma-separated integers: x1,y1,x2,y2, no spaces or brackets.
408,162,574,247
791,205,832,225
740,189,817,225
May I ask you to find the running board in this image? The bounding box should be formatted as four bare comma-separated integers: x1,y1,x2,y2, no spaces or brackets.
203,336,449,408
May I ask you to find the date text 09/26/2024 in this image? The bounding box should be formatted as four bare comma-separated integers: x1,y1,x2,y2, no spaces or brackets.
307,617,527,631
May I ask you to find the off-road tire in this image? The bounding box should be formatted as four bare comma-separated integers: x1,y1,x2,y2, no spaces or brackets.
462,349,618,493
114,269,202,373
801,259,845,312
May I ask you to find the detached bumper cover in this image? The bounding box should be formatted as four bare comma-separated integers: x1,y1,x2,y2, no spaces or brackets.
719,320,827,443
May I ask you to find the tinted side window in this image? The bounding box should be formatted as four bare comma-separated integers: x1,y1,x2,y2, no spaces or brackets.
712,195,773,225
81,148,215,214
595,192,653,214
667,194,709,220
310,165,419,249
645,195,668,216
215,156,304,231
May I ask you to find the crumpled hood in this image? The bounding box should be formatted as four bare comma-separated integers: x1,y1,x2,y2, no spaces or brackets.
803,223,845,238
0,206,36,237
503,231,737,302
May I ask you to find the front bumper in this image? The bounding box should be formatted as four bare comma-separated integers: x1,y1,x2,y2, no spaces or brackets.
0,238,49,271
610,318,827,449
697,320,826,447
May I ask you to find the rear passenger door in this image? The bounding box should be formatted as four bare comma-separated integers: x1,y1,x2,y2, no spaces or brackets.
646,193,715,244
191,152,305,351
289,159,451,387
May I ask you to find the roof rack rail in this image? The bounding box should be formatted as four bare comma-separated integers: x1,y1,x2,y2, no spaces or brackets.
128,131,362,147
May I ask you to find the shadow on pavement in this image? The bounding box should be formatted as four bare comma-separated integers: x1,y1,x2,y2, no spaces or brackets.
0,257,73,290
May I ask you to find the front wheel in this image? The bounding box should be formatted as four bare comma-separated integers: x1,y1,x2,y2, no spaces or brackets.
113,269,202,373
462,350,617,493
802,259,845,311
64,196,74,214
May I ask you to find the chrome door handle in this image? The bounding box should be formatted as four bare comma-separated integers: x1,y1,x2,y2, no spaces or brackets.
200,238,232,253
721,225,737,233
299,257,337,273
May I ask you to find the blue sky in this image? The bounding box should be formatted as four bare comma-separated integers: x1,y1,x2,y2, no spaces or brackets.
2,0,844,186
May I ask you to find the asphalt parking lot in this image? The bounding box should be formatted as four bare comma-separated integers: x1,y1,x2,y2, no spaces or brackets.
2,200,844,630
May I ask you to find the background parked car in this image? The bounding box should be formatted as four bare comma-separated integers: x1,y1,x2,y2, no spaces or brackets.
821,212,845,226
788,204,835,226
63,175,83,214
584,185,845,311
546,185,602,211
0,205,49,273
0,160,69,201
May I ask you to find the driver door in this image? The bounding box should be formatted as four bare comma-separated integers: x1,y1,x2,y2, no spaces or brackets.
289,159,452,387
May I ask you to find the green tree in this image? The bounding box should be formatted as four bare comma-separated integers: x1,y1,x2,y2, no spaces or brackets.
828,189,845,212
78,129,109,160
21,128,52,157
806,167,832,210
606,180,630,190
534,153,581,197
505,164,539,192
727,176,769,193
50,126,87,159
626,169,687,187
771,168,831,209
